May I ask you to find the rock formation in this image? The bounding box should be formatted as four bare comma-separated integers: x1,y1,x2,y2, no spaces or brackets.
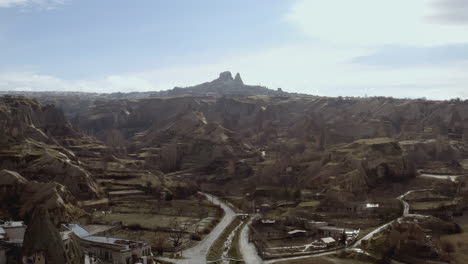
22,206,70,264
0,170,84,224
0,97,101,199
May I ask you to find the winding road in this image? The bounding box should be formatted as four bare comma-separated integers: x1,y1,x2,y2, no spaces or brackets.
239,215,264,264
159,193,236,264
158,192,264,263
158,187,435,264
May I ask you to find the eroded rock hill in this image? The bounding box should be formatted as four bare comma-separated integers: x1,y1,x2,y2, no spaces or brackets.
2,74,468,202
0,170,84,223
0,97,100,199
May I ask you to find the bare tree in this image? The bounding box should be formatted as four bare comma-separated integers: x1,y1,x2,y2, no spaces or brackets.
151,233,169,256
160,144,181,172
168,218,189,249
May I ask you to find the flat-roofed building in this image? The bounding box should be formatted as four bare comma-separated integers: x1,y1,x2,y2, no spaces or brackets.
321,237,336,247
80,236,152,264
63,223,152,264
305,221,328,231
0,221,27,246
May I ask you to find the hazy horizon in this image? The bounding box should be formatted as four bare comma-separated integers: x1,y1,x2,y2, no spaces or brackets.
1,0,468,99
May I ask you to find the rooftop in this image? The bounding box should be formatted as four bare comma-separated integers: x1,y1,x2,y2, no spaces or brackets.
321,237,336,244
62,223,90,238
288,230,307,235
0,221,25,228
108,190,145,196
82,236,145,250
63,223,148,251
308,221,328,225
318,226,347,232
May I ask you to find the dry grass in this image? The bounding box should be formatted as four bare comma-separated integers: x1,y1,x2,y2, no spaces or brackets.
410,200,458,210
207,216,241,262
441,214,468,263
92,198,222,230
297,200,320,208
276,256,372,264
92,212,193,229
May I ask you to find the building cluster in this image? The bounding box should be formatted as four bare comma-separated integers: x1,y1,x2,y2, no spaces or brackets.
0,221,152,264
257,217,360,252
0,221,27,264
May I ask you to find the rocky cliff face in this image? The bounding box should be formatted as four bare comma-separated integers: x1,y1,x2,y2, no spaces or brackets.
362,217,460,262
2,75,468,206
66,94,468,196
0,97,100,199
328,138,416,195
71,96,468,148
134,111,255,172
0,170,84,223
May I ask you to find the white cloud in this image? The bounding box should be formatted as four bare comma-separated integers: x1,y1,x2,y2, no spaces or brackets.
0,0,27,7
1,0,467,100
286,0,468,46
0,0,63,8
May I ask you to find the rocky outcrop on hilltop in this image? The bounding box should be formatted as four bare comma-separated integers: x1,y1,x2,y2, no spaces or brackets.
168,71,286,97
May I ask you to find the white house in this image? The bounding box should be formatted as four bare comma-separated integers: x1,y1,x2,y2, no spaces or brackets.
63,223,152,264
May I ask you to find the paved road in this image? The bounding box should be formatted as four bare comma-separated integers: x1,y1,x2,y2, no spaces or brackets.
397,189,433,216
420,173,462,182
159,188,433,264
166,193,237,264
239,215,264,264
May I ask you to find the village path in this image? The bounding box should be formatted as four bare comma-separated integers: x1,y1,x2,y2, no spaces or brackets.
239,215,264,264
171,192,237,264
158,186,436,264
264,188,434,264
420,173,462,182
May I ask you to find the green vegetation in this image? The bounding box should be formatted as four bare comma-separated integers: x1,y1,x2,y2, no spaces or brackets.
297,200,320,208
206,216,242,262
228,220,249,264
276,256,371,264
92,199,221,230
92,212,192,229
404,190,449,201
354,137,396,145
410,200,458,210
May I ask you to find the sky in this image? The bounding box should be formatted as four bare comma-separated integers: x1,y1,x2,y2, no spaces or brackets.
0,0,468,99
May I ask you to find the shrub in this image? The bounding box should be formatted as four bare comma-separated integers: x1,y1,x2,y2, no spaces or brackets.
191,233,201,241
441,241,455,253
